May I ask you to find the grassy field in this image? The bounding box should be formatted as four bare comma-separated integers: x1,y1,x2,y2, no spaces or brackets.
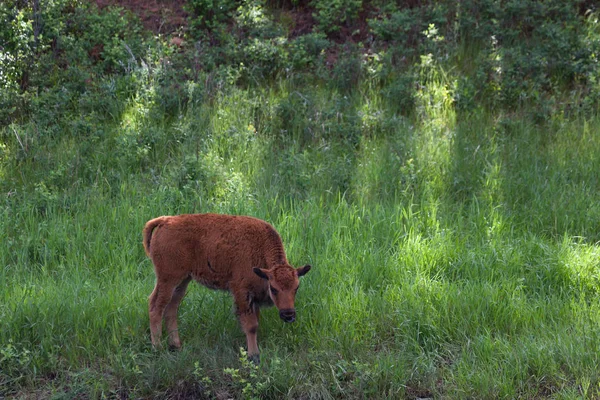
2,2,600,395
2,70,600,398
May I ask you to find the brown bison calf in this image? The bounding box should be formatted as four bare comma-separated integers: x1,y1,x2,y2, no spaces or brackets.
143,213,311,363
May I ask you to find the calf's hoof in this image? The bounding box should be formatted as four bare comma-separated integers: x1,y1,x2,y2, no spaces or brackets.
168,338,182,352
168,343,182,352
248,353,260,365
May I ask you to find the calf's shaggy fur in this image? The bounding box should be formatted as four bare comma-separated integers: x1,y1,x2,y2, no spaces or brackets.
143,213,311,363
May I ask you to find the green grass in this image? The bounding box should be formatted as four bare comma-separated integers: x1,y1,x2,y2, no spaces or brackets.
2,65,600,398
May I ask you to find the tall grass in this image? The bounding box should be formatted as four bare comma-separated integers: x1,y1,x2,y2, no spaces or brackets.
1,62,600,398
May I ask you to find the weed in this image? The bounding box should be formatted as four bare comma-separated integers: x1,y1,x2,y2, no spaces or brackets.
223,348,268,399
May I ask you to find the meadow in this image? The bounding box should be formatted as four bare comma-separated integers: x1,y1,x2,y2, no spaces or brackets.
2,0,600,398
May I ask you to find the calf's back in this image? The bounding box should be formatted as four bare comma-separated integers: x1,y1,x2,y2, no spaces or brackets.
144,213,283,289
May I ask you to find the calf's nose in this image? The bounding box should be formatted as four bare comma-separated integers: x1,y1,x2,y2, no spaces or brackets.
279,309,296,323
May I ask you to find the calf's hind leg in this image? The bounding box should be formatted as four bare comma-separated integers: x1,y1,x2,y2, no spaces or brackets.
164,276,192,349
148,279,179,348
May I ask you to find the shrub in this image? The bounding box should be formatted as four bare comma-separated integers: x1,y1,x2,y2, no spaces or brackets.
311,0,363,34
288,33,330,70
240,37,289,80
383,73,416,116
329,45,363,93
368,3,450,61
187,0,238,31
0,0,145,127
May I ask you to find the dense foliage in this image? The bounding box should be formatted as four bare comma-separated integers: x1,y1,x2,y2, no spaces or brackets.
2,0,600,126
1,0,600,398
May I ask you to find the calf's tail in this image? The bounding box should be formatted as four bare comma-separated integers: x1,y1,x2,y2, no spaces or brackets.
143,217,168,256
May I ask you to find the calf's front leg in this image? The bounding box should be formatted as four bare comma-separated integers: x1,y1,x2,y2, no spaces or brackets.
235,296,261,364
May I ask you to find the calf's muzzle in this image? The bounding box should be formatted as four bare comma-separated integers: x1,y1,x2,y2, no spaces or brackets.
279,308,296,323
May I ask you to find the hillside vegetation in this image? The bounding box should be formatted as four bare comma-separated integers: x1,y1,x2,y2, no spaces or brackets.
2,0,600,398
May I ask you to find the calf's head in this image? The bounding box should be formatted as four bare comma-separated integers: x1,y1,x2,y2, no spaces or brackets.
253,264,311,323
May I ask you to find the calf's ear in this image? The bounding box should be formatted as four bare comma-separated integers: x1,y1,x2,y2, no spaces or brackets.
253,268,270,280
297,264,312,277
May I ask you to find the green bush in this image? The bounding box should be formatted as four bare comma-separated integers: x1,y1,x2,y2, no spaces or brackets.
0,0,43,124
240,37,289,79
382,73,416,116
288,33,330,69
368,3,449,61
457,0,598,111
329,45,363,93
187,0,238,30
0,0,145,127
365,0,599,113
311,0,363,34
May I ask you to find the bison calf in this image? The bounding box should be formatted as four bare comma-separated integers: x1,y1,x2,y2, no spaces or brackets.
143,213,311,363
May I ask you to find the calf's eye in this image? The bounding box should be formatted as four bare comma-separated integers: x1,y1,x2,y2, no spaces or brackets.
270,286,279,295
